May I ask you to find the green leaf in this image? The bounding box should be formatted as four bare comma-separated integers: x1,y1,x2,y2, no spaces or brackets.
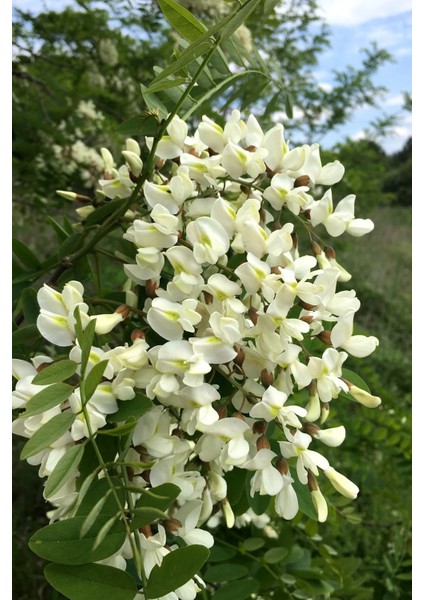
97,417,137,437
12,324,41,346
147,41,212,88
12,238,41,269
158,0,206,41
264,0,282,14
146,545,209,598
213,577,260,600
117,113,161,137
264,547,289,564
76,477,125,517
20,412,76,460
285,93,294,119
45,445,85,498
80,494,112,538
108,392,153,422
83,360,109,402
220,0,262,42
291,471,318,521
147,76,189,94
342,368,371,393
22,383,74,417
242,537,265,552
33,360,78,385
29,516,126,565
21,287,39,324
85,199,126,227
226,467,247,505
140,84,168,119
44,563,137,600
204,563,249,583
208,545,237,562
130,506,170,528
131,483,180,530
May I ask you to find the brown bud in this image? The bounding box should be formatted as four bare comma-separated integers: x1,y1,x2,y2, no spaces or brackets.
272,221,282,231
310,241,323,256
126,466,134,482
172,428,184,438
146,279,159,298
156,158,165,170
233,347,245,368
271,266,282,275
302,422,320,437
116,304,131,319
300,315,314,324
260,368,274,388
259,208,266,222
324,245,336,259
240,185,250,195
318,330,332,345
291,231,299,249
294,175,311,188
299,300,317,311
129,172,139,184
141,471,151,484
216,405,228,420
232,412,245,421
307,470,318,492
266,166,276,177
140,524,153,538
303,209,311,220
253,420,268,435
248,307,258,325
256,435,270,450
163,518,182,533
36,362,52,373
233,364,244,376
203,291,214,305
245,145,257,152
189,147,200,157
276,457,289,475
131,328,145,342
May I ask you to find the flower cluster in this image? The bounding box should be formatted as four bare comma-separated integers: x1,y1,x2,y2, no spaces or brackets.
13,111,381,597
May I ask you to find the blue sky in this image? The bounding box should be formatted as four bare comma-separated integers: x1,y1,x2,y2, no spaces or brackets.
11,0,412,154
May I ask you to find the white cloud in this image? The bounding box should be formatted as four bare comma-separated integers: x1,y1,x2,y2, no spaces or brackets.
352,130,366,141
384,94,405,107
318,0,412,26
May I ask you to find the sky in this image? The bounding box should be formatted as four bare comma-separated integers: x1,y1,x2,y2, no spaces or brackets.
11,0,412,154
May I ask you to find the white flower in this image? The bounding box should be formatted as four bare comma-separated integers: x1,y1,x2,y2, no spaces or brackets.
279,430,329,484
274,474,299,519
147,298,201,341
331,311,379,358
249,386,306,429
324,466,359,499
243,449,284,496
308,348,349,402
310,191,374,237
186,217,230,265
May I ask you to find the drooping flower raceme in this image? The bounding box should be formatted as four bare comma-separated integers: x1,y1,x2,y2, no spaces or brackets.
13,111,381,597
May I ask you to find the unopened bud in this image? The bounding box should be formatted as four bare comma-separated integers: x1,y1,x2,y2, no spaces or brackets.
222,499,235,528
140,524,153,538
101,147,114,174
146,279,158,298
126,466,134,481
232,412,245,421
299,301,317,311
91,311,124,334
131,329,145,342
126,138,141,156
318,330,332,345
324,467,359,499
203,291,214,305
216,405,228,420
256,435,270,450
320,402,330,424
122,150,143,177
302,422,320,437
248,307,258,325
311,488,328,523
76,206,95,219
314,425,346,447
260,368,274,387
301,315,314,324
233,347,245,368
291,231,299,249
346,384,381,408
276,457,289,475
305,389,321,422
324,245,336,260
141,471,151,484
252,420,267,435
163,518,182,533
294,175,311,188
310,241,322,256
116,304,131,319
56,190,92,202
156,158,165,170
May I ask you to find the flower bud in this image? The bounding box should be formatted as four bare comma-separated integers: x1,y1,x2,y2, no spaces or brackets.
56,190,92,202
126,138,141,156
275,457,289,475
260,368,274,387
291,231,298,249
314,425,346,447
233,347,245,368
294,175,311,188
324,467,359,499
116,304,131,319
76,206,95,219
310,241,322,256
320,402,330,424
122,150,143,177
248,307,258,325
131,329,145,342
146,279,159,299
90,311,124,334
318,330,332,345
311,488,328,523
232,412,245,421
299,300,317,311
302,422,320,436
305,389,321,422
216,405,227,420
256,435,270,450
253,420,267,435
203,291,214,305
347,385,381,408
140,524,153,537
222,499,235,528
125,290,138,308
163,518,182,533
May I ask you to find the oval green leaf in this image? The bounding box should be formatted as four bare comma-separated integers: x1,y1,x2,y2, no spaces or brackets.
20,412,76,460
29,516,126,565
45,444,85,498
146,545,209,598
23,383,74,417
204,563,249,583
33,360,78,385
213,577,260,600
44,563,137,600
